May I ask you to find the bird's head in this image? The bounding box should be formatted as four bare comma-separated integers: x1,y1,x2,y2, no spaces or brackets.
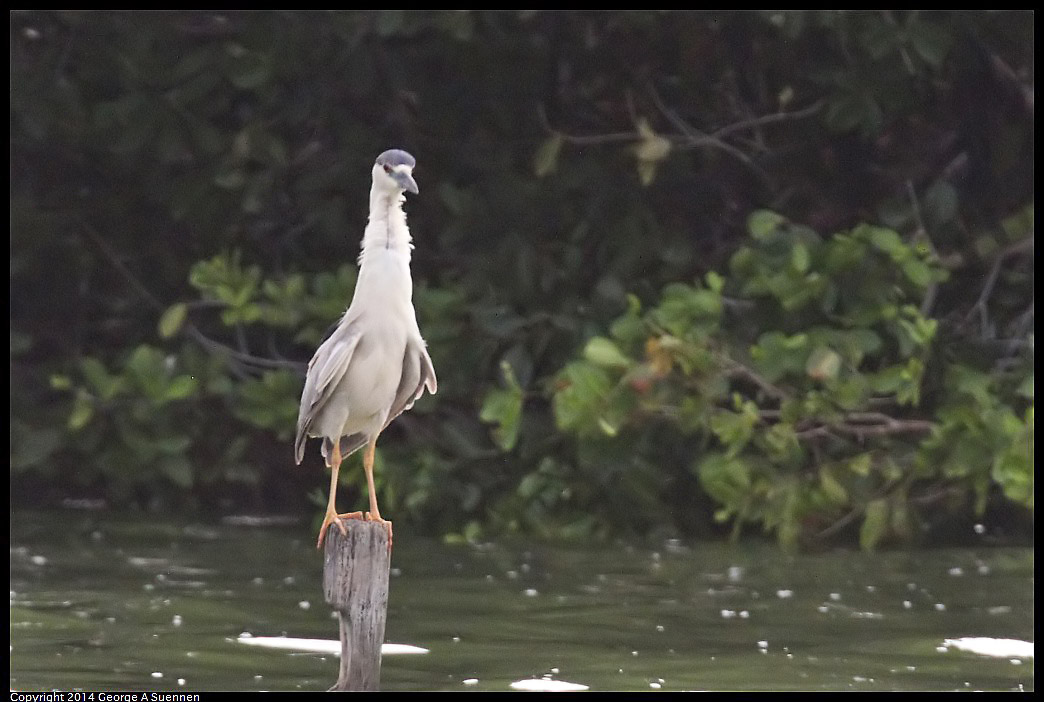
373,149,419,195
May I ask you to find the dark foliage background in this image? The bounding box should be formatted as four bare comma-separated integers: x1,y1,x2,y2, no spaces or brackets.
10,11,1033,547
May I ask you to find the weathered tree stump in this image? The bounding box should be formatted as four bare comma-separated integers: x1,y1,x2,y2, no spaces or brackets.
322,520,391,691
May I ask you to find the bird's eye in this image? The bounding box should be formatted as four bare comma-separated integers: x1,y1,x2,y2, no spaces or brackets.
383,164,392,174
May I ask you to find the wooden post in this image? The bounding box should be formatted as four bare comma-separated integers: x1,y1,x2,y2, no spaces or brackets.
322,520,391,691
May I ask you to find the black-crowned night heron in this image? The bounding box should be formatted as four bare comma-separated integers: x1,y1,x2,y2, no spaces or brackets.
295,149,437,549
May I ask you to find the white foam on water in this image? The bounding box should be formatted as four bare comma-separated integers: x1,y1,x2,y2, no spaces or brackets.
236,634,429,656
510,679,589,692
942,638,1033,659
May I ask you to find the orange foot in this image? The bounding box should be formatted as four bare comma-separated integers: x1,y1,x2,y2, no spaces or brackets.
316,510,364,549
364,512,394,553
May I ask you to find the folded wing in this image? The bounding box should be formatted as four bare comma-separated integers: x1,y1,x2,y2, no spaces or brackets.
383,338,438,430
294,323,363,464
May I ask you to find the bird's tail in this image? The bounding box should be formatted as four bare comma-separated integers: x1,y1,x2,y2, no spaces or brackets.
317,433,368,467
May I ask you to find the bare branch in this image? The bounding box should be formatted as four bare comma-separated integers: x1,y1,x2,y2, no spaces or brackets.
646,84,769,181
81,219,306,378
907,482,965,506
882,11,917,76
1004,302,1034,357
812,476,898,542
989,51,1034,115
721,296,757,313
80,220,165,312
775,410,936,442
539,90,820,187
904,179,942,317
721,359,790,401
832,418,935,439
187,326,306,376
965,236,1035,338
710,100,825,141
536,103,639,146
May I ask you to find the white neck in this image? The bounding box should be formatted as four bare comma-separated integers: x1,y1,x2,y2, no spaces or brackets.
348,185,416,315
359,185,413,261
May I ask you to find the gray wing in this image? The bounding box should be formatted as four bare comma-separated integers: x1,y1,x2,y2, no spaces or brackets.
296,333,437,465
382,338,438,432
325,342,435,464
294,321,363,464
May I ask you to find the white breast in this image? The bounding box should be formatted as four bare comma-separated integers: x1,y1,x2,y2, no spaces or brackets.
335,247,421,437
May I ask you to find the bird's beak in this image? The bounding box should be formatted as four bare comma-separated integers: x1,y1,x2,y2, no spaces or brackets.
394,172,419,195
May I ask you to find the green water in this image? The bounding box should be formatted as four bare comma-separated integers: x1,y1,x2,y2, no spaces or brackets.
10,510,1033,692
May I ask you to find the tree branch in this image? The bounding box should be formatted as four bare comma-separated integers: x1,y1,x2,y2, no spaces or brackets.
777,411,936,442
646,84,768,181
81,220,306,377
905,179,939,317
536,103,640,146
721,359,789,401
965,236,1035,338
710,99,825,141
538,90,822,186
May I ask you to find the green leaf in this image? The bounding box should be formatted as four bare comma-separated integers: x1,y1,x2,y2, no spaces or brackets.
479,361,524,451
165,375,198,402
597,416,620,437
480,387,522,451
553,362,613,435
747,210,786,240
68,392,94,431
751,332,809,382
158,303,188,339
49,374,72,391
634,118,672,163
533,133,563,178
633,118,672,186
890,495,912,539
652,284,722,337
848,453,872,477
819,467,848,504
845,329,883,356
695,453,751,506
870,365,905,395
860,498,889,551
948,365,993,407
126,346,165,383
156,436,193,454
1000,204,1034,242
806,346,841,381
867,226,904,256
764,423,801,462
900,257,932,287
709,408,757,456
583,337,633,369
791,242,811,273
81,357,112,395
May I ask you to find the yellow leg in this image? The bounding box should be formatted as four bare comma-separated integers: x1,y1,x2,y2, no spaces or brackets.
363,437,380,519
317,439,363,549
362,435,393,550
